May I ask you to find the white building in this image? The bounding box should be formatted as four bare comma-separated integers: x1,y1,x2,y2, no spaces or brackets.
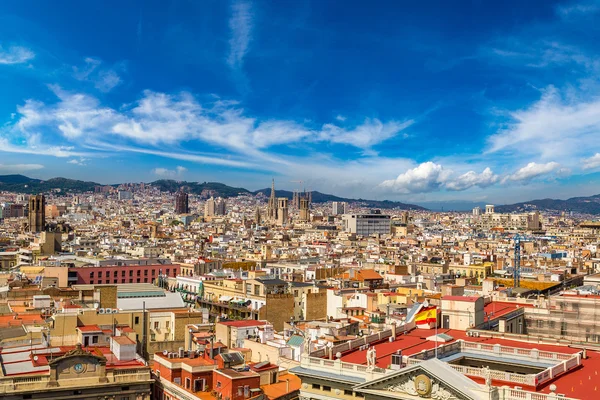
342,212,391,236
332,201,347,215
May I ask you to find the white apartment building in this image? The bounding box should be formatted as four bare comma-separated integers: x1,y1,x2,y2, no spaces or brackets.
342,212,391,236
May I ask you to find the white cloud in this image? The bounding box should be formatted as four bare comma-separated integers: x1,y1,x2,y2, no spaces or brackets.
446,167,499,191
319,118,414,149
15,88,407,154
379,162,451,194
505,162,560,182
5,86,415,181
73,58,122,92
583,153,600,170
67,158,88,166
0,163,44,173
0,44,34,64
227,0,253,70
487,86,600,161
335,115,347,122
152,166,187,178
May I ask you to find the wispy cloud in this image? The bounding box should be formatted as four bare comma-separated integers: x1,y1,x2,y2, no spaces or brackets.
7,86,411,165
556,1,600,17
73,58,123,92
152,166,187,178
0,44,34,65
486,86,600,161
582,153,600,170
227,0,253,70
0,163,44,173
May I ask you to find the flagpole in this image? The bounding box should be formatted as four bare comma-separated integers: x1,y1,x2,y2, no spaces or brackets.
435,304,438,358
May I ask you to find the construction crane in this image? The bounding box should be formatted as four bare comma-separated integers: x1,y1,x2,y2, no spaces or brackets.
511,234,557,288
514,235,521,288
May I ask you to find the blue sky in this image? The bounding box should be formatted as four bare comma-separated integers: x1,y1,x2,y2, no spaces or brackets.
1,0,600,204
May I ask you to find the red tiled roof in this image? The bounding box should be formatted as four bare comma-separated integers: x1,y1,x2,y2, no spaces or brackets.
77,325,102,333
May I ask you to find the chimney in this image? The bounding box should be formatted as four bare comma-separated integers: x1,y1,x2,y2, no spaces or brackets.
178,347,185,358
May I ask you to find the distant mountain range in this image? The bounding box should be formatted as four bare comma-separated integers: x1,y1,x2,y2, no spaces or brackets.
4,174,600,214
0,175,425,210
495,194,600,215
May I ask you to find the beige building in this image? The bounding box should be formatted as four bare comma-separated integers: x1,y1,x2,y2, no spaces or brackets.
441,296,484,330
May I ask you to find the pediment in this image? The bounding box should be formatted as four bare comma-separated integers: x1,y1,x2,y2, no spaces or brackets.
353,359,488,400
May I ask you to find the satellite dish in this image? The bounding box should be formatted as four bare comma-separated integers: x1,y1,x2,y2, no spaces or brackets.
163,350,168,356
33,355,38,361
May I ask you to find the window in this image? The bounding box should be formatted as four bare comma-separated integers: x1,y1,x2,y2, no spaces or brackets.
344,390,353,396
98,271,103,277
144,270,148,276
217,381,222,388
137,270,141,276
137,278,140,283
129,279,133,283
311,384,319,390
122,270,125,277
154,321,159,329
92,335,98,344
122,279,125,283
135,316,140,325
144,278,148,283
114,271,118,277
152,269,156,276
185,378,191,389
151,333,156,341
98,280,102,284
90,272,94,278
322,386,331,392
166,269,170,276
166,321,170,329
129,270,133,277
90,280,94,284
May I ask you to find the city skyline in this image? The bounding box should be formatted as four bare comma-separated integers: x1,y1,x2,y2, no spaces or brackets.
1,0,600,203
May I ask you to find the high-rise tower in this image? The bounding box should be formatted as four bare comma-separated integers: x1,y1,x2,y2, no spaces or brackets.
174,190,189,214
28,194,46,232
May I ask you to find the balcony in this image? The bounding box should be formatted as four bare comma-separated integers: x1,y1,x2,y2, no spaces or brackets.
0,370,152,394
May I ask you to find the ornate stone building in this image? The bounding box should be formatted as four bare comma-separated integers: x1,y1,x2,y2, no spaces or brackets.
291,356,571,400
0,343,153,400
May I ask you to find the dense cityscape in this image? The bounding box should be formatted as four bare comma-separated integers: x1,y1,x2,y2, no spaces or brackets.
0,180,599,400
3,1,600,399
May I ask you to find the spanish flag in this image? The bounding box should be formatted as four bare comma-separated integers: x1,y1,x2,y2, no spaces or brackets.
415,306,437,325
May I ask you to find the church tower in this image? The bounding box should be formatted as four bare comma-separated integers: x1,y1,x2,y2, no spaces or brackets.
28,194,46,233
266,179,277,222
